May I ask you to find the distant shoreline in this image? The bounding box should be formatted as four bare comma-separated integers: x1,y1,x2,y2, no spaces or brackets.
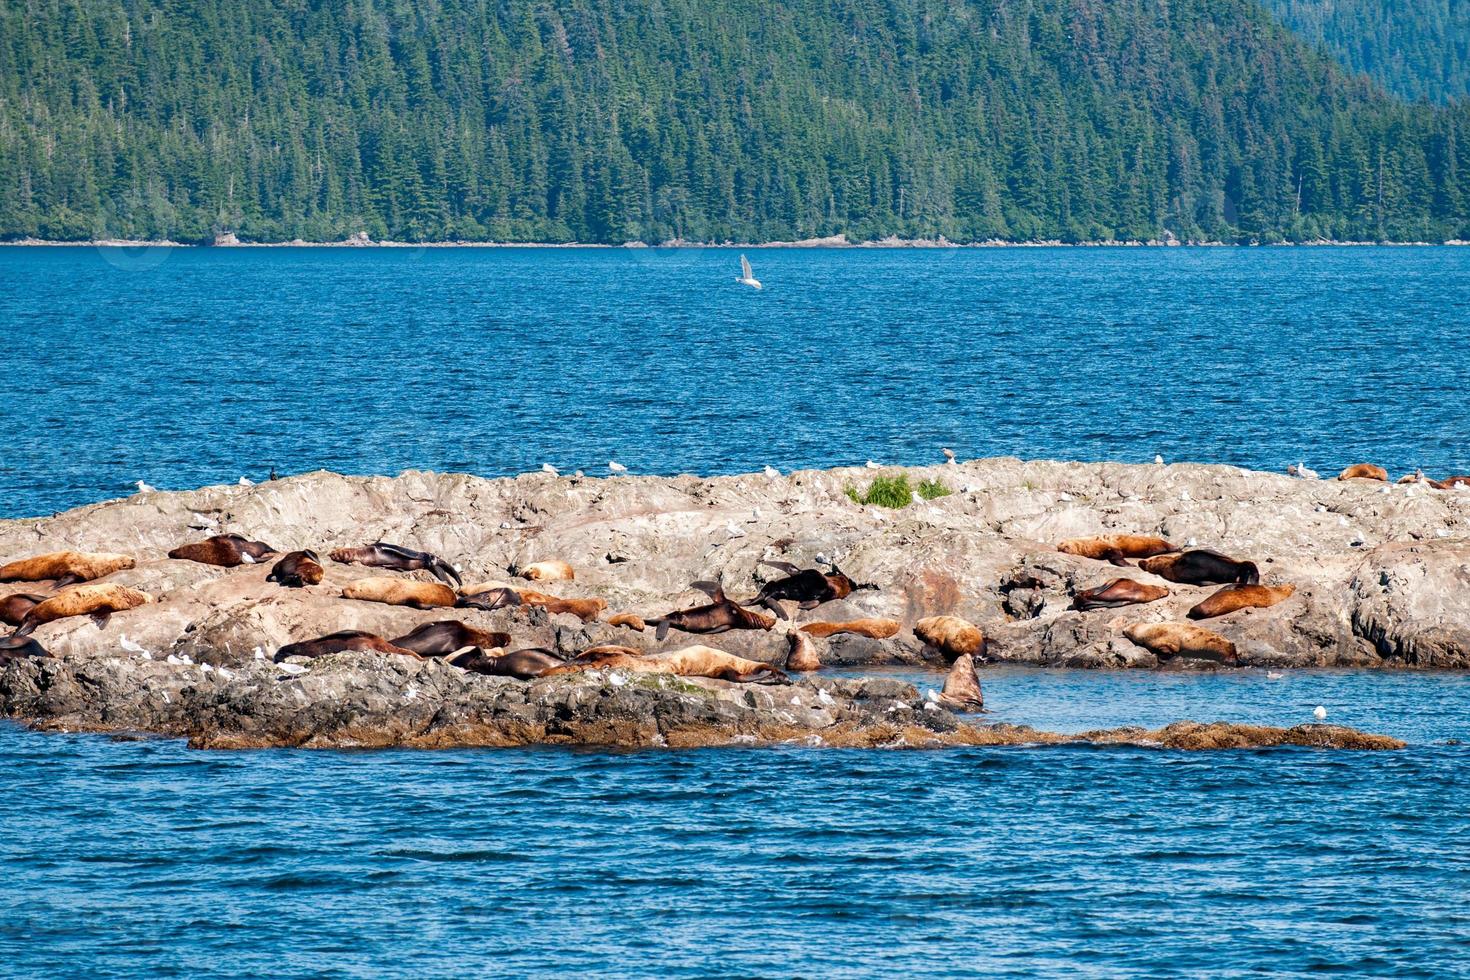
3,234,1467,249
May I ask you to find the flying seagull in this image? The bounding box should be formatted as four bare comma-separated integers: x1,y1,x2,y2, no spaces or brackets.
737,254,762,289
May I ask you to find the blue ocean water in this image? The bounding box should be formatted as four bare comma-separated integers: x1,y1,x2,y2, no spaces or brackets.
4,245,1470,518
1,668,1466,978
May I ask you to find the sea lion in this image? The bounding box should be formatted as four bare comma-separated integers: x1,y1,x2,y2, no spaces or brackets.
798,618,901,639
1188,583,1296,620
744,560,878,619
341,577,457,609
646,580,777,641
449,647,566,679
0,634,49,663
0,551,135,587
1124,622,1238,665
1338,464,1389,482
455,587,523,613
786,631,822,671
13,583,153,635
913,615,985,662
1056,535,1178,567
545,644,788,683
328,542,461,586
1429,475,1470,490
510,560,575,583
266,550,325,588
0,593,46,627
389,621,513,657
1071,578,1171,611
274,631,420,662
1138,550,1259,586
168,534,277,568
935,654,984,711
607,613,647,631
515,590,607,623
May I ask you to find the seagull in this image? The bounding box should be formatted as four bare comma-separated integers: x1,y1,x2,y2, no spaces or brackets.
865,460,881,469
1313,705,1328,722
608,460,627,474
119,635,146,655
541,463,559,476
763,465,780,478
238,476,254,487
135,479,156,494
1288,461,1320,480
942,448,956,464
736,253,762,289
1266,671,1284,680
1154,454,1165,465
278,662,308,676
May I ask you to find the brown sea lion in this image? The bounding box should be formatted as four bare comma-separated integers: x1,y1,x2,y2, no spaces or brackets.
607,613,647,631
0,634,49,663
743,560,878,619
1429,475,1470,490
510,560,575,583
13,583,153,635
545,644,788,684
274,631,420,662
646,580,777,641
341,577,457,609
266,550,325,588
168,534,277,568
1139,550,1259,586
1057,535,1178,567
449,647,566,679
1338,464,1389,482
0,551,135,587
786,631,822,671
1188,583,1296,620
913,615,986,662
936,654,984,712
1124,622,1238,665
798,618,901,639
390,621,513,657
0,593,46,627
329,542,461,586
1071,578,1171,611
516,590,607,623
455,587,523,613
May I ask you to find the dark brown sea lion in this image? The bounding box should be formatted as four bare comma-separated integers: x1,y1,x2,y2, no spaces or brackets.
0,634,49,663
544,644,789,684
274,631,420,662
169,534,277,568
744,560,879,619
1338,464,1389,482
13,583,153,635
1056,535,1178,567
1138,550,1259,586
913,615,986,662
1071,578,1171,611
1124,622,1238,665
1429,475,1470,490
454,587,523,614
936,654,984,712
328,542,461,586
390,621,514,657
0,551,135,587
646,580,777,641
341,577,458,609
266,550,325,588
448,647,566,679
0,593,46,627
1188,583,1296,620
786,631,822,671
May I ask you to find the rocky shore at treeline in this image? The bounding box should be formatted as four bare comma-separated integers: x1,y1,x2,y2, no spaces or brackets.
5,456,1461,750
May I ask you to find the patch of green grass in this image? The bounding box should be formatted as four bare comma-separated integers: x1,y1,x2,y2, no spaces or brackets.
847,473,915,508
916,477,951,500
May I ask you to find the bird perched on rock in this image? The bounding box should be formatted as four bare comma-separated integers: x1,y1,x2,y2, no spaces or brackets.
1154,454,1165,465
541,463,559,476
608,460,627,474
1288,461,1320,480
135,479,157,494
1313,705,1328,722
764,465,780,477
865,460,881,469
238,476,254,487
942,448,956,464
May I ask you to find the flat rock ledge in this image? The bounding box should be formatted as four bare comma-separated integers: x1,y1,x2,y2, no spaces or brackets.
0,653,1402,751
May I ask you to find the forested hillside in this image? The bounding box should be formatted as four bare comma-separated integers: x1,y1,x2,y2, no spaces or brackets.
1265,0,1470,105
2,0,1469,243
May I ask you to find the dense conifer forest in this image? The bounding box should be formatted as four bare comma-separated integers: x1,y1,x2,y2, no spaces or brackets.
2,0,1469,243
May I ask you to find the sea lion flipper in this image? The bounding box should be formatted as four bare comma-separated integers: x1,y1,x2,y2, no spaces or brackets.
760,560,801,575
764,598,789,621
89,611,112,629
428,559,461,586
655,620,670,641
54,574,84,588
689,580,722,600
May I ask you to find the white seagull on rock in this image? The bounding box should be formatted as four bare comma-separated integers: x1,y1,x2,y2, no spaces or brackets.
135,480,157,494
763,465,780,478
1288,461,1320,480
736,254,762,289
608,460,627,474
1313,705,1328,722
541,463,559,476
942,448,956,464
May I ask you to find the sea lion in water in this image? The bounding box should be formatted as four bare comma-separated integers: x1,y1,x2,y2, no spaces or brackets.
646,580,777,641
545,644,788,684
169,534,277,568
786,631,822,671
0,551,135,587
510,560,575,583
1138,550,1259,586
0,634,49,663
1338,464,1389,482
607,613,647,631
13,583,153,635
0,593,46,627
274,631,420,662
341,577,457,610
266,550,325,588
390,621,513,657
1071,578,1171,611
1124,622,1238,665
449,647,566,679
913,615,986,662
1188,583,1296,620
744,560,878,619
455,587,523,614
1056,535,1178,567
798,618,901,639
936,654,984,712
329,542,461,586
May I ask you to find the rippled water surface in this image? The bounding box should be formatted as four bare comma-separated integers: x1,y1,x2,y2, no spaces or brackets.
1,669,1467,978
5,245,1470,516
